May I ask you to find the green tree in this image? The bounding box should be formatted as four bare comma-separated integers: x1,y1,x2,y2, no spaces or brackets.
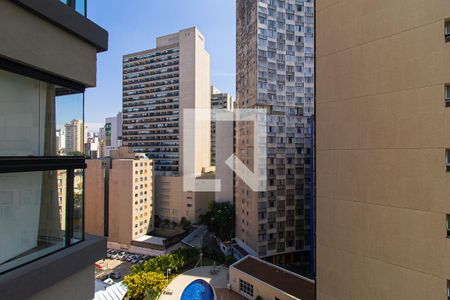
139,253,184,274
172,247,200,265
123,271,166,299
199,202,235,241
179,217,191,230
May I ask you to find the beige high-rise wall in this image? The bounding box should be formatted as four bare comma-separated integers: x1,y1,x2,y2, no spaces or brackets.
155,175,213,223
178,27,211,176
316,1,450,299
85,160,105,237
108,159,134,245
85,153,154,246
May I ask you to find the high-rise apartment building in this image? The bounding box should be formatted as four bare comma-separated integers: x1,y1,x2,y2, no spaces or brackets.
316,1,450,299
122,27,211,176
85,148,154,248
104,112,123,156
64,119,87,154
0,0,108,299
236,0,315,267
211,86,234,166
122,27,213,223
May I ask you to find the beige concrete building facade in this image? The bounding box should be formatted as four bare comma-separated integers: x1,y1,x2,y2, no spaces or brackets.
155,174,214,223
316,1,450,299
122,27,212,224
85,159,105,237
64,119,87,154
85,148,154,246
211,86,235,204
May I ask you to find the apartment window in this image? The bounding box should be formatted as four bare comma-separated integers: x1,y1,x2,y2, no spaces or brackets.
446,150,450,172
446,21,450,42
446,85,450,107
447,215,450,238
239,279,253,297
0,67,86,274
447,280,450,300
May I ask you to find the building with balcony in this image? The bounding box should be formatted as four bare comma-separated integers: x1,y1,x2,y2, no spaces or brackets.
236,0,315,269
0,0,108,299
316,0,450,299
122,27,213,223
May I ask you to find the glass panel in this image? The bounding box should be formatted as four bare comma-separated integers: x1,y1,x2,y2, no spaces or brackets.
75,0,86,16
56,90,85,156
0,170,72,274
0,70,84,157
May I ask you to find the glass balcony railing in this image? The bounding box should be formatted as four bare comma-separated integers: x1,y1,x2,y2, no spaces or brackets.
60,0,87,17
0,158,85,274
0,67,86,274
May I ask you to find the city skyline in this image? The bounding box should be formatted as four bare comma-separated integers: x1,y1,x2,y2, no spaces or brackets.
85,0,236,125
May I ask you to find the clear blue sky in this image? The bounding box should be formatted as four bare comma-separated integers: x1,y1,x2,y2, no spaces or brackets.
84,0,236,130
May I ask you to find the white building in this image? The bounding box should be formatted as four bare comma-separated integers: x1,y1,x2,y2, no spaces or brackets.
104,112,123,157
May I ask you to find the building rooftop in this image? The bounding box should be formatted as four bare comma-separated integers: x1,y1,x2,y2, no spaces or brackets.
133,235,166,246
94,281,127,300
232,256,315,300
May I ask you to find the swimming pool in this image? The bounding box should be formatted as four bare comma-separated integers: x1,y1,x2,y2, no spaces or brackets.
180,279,215,300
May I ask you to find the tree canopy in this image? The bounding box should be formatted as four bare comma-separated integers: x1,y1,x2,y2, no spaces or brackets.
200,202,235,241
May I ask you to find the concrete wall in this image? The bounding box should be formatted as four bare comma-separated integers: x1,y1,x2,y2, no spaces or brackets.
86,156,153,246
179,27,211,176
155,175,213,223
109,160,133,245
215,120,234,203
28,266,94,300
85,160,105,237
316,0,450,299
0,1,98,87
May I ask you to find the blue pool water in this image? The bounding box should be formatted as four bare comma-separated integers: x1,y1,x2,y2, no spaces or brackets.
180,279,215,300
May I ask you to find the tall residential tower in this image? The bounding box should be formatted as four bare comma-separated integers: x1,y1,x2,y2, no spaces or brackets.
122,27,213,223
236,0,314,267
